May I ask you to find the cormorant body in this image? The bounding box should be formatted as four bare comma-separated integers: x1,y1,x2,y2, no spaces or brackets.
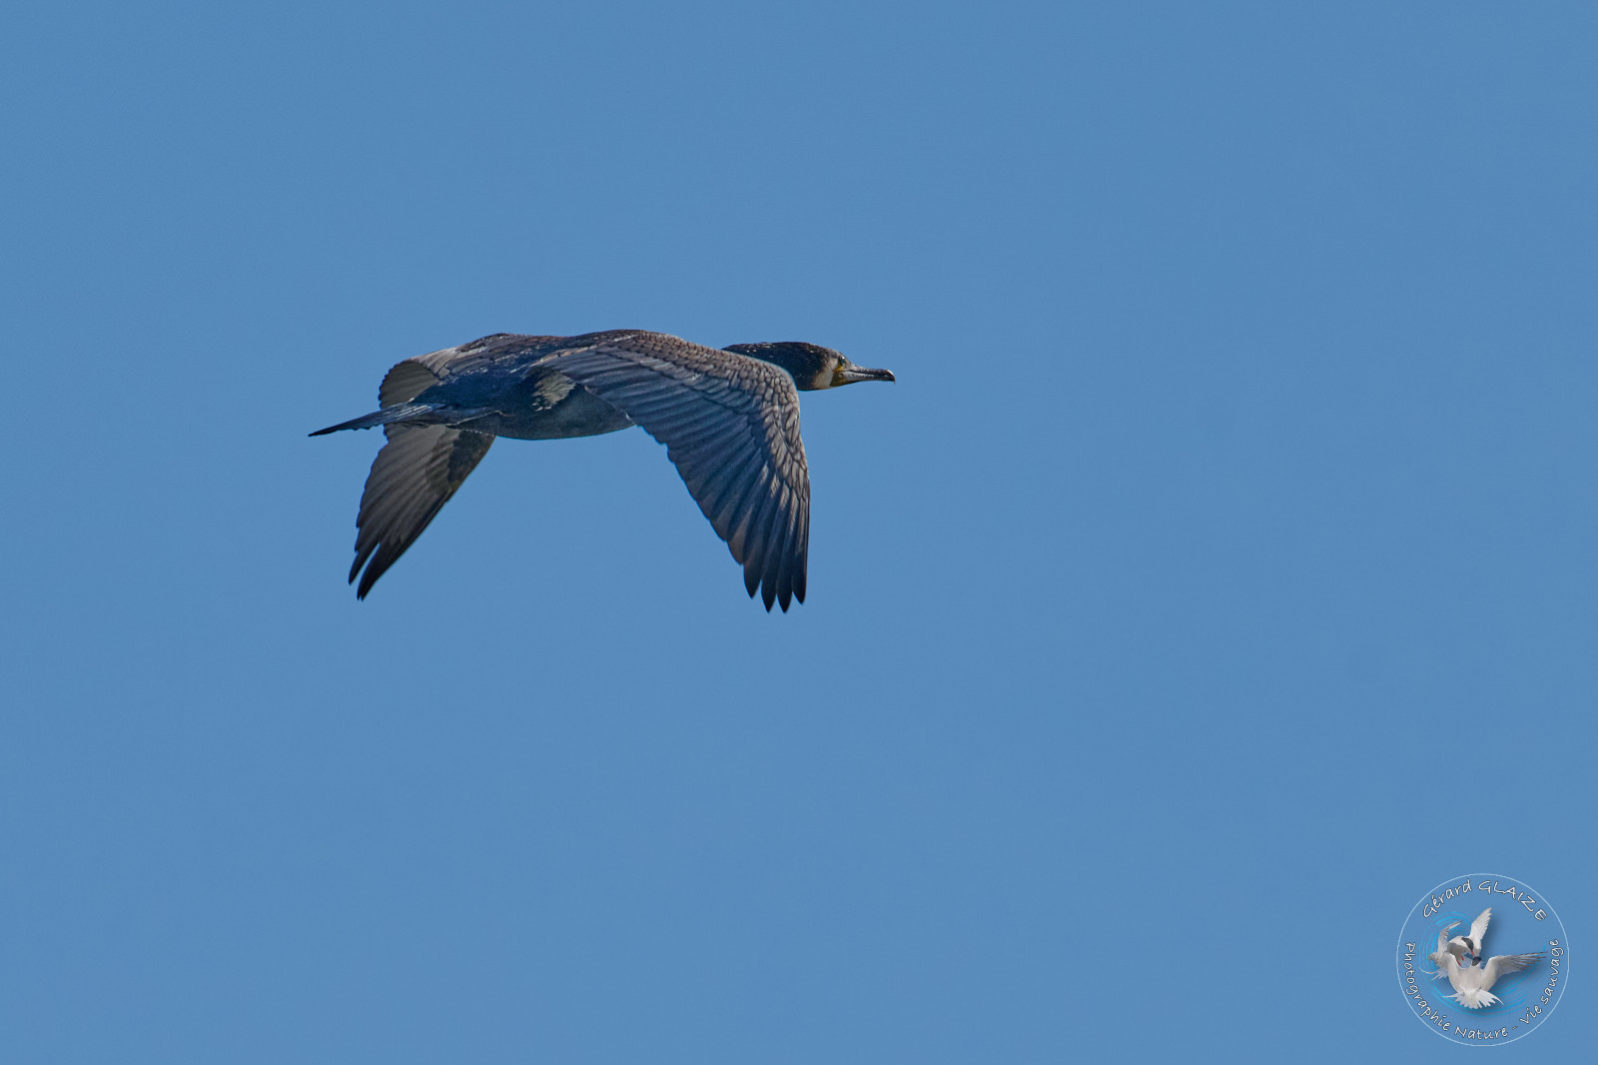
311,330,895,610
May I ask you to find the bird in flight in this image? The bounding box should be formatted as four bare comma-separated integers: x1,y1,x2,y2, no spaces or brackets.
1428,909,1543,1009
311,330,895,610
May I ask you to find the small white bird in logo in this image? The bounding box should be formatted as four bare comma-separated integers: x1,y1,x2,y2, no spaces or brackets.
1428,908,1543,1009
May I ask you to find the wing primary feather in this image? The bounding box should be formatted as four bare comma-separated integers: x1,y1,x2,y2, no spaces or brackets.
745,471,787,608
773,483,801,611
729,465,775,568
694,447,764,536
758,482,791,611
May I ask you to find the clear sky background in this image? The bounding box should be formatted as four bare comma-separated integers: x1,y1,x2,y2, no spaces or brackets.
2,2,1592,1060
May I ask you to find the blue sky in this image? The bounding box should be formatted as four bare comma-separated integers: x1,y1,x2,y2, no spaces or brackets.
2,1,1592,1060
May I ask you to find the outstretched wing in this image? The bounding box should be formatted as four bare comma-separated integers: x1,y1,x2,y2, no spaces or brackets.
1436,921,1461,955
1468,908,1493,951
1482,952,1543,983
548,335,811,611
349,425,494,597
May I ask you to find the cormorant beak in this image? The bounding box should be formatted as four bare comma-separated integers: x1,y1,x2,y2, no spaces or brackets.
832,364,896,387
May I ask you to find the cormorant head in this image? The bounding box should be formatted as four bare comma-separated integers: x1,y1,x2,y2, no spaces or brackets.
723,342,896,391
